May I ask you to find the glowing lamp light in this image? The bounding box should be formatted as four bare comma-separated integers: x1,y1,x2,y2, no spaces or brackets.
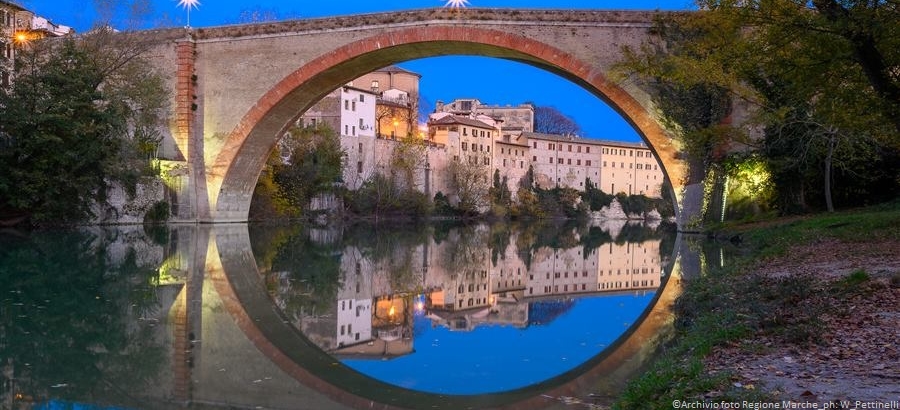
415,301,425,311
388,306,396,317
444,0,471,8
14,32,29,43
176,0,201,27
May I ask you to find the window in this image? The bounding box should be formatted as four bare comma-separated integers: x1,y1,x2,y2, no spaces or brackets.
567,158,572,165
344,100,349,110
359,118,364,129
568,145,572,152
463,128,468,136
549,143,555,150
357,161,363,173
558,158,563,164
637,151,643,157
533,142,537,148
344,125,349,135
577,159,581,166
630,150,633,156
359,94,365,102
358,142,363,153
577,146,582,153
533,156,537,161
352,126,356,136
586,147,590,154
462,142,468,151
352,101,356,111
503,159,507,167
586,160,591,166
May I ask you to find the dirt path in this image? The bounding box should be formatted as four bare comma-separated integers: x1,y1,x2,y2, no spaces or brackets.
705,239,900,403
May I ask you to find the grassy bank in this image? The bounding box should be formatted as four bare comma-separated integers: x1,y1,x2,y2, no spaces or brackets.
613,202,900,409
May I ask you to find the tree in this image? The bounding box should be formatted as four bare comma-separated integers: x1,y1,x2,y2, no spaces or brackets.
619,1,900,213
447,157,490,215
533,105,582,135
0,40,124,224
390,134,428,191
489,169,512,207
272,123,346,213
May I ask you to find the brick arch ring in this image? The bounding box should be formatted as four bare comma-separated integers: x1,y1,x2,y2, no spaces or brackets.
209,25,683,219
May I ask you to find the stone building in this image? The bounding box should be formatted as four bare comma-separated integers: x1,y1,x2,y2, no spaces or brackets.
1,1,72,87
524,132,604,191
598,140,663,197
435,98,535,133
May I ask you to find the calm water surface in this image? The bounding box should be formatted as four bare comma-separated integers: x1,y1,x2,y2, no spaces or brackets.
1,220,681,409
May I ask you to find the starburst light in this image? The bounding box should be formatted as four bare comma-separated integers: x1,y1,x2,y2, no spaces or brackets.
176,0,201,27
443,0,470,9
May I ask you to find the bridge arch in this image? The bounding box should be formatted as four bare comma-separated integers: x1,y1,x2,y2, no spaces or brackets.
204,225,684,409
204,25,689,224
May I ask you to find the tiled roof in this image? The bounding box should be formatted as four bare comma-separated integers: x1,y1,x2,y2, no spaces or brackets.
375,65,422,77
429,115,495,130
522,132,648,149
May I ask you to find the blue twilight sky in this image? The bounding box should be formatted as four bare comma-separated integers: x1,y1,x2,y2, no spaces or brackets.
18,0,695,141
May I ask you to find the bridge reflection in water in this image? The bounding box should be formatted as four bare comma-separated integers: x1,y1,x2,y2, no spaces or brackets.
3,221,699,410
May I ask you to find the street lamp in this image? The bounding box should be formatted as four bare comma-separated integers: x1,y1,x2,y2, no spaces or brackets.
176,0,201,28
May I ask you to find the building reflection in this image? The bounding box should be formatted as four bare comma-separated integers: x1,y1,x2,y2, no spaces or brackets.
278,222,665,359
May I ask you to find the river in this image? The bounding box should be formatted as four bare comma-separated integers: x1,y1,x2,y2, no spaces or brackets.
0,219,696,410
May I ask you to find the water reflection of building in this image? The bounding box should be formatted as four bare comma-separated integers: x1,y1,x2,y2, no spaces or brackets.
294,244,423,359
596,241,661,291
289,226,664,343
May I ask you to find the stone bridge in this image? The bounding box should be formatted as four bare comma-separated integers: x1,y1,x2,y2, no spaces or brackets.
142,8,702,228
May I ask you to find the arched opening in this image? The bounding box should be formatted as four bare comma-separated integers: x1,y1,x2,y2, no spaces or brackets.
205,26,686,223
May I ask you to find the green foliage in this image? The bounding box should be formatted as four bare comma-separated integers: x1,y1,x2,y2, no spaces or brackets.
0,40,124,224
344,173,432,218
489,169,512,207
582,178,614,211
267,227,343,317
0,27,169,226
619,1,900,215
432,191,458,216
142,201,170,224
390,134,428,190
447,158,490,215
272,123,346,213
511,187,544,219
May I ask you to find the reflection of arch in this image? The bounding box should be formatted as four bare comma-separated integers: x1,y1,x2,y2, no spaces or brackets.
206,25,687,224
206,225,683,409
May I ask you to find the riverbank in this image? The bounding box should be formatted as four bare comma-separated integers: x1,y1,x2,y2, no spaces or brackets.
614,202,900,409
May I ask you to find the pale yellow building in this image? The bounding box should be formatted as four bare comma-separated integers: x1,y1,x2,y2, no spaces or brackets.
428,114,498,167
598,141,663,196
524,132,603,191
493,133,530,195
